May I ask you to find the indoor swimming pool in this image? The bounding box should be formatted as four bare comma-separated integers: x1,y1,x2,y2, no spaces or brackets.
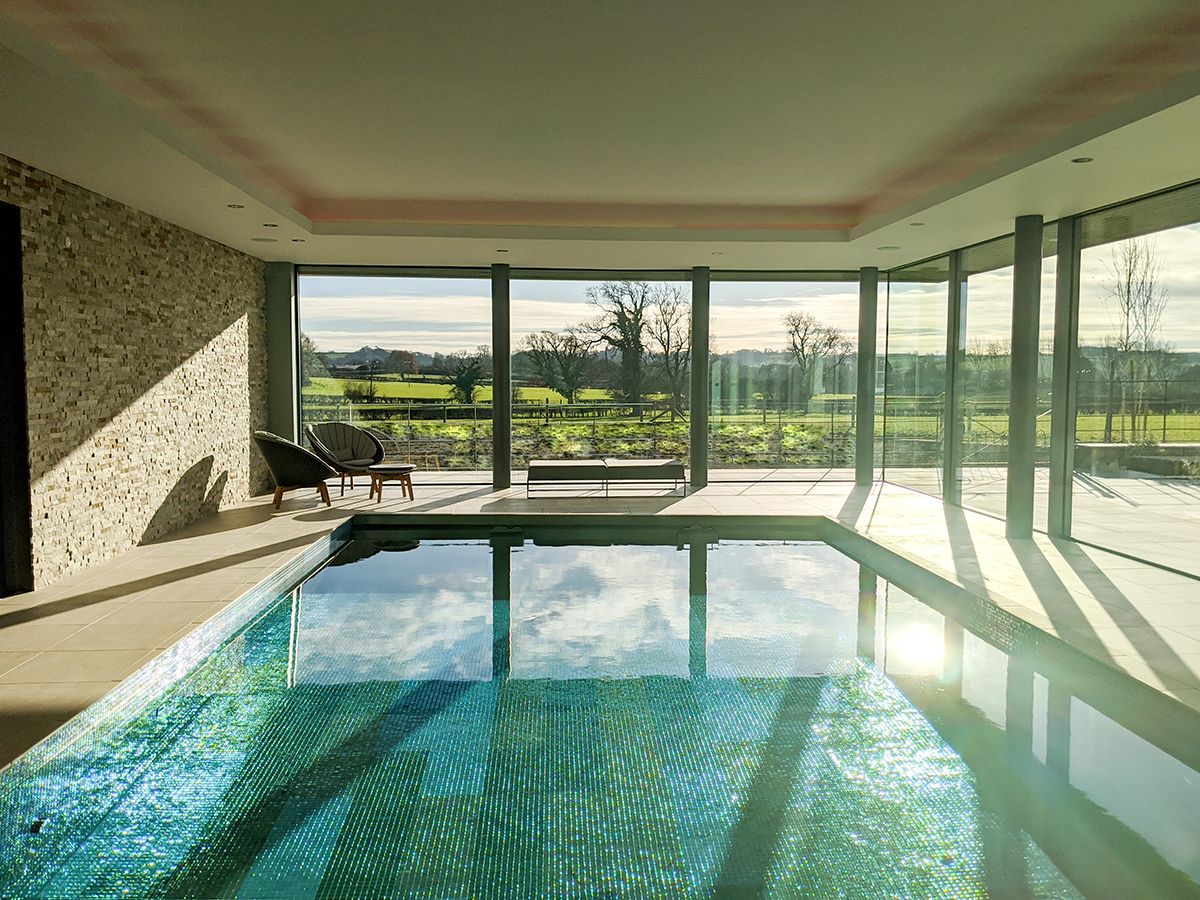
0,524,1198,898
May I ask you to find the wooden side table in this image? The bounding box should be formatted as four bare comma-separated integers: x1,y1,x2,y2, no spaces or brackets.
368,463,416,502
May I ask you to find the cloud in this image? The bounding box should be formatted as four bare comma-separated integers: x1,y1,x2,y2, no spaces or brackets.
297,224,1200,356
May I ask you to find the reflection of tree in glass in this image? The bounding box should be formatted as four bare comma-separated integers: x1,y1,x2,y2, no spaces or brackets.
963,338,1011,399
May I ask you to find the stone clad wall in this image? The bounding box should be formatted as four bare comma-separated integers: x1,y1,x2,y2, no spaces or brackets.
1,153,269,586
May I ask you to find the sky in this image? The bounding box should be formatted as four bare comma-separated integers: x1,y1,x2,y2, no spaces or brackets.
297,223,1200,357
299,275,862,356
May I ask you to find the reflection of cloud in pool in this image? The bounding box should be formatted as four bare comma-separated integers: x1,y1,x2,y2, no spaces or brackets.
295,541,493,683
511,545,690,679
708,542,859,677
296,589,492,683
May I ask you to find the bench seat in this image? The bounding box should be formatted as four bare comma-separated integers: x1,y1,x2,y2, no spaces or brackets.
526,458,685,496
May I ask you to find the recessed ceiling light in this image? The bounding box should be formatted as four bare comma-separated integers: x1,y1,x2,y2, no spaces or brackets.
1071,156,1094,164
251,237,277,243
711,251,723,256
909,222,925,227
877,245,901,250
291,238,306,243
226,203,244,209
262,223,279,228
496,248,509,253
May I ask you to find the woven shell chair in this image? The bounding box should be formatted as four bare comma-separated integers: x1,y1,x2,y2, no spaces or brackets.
305,422,386,495
252,431,337,509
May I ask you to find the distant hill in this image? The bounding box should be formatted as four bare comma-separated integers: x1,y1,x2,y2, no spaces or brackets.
318,346,391,367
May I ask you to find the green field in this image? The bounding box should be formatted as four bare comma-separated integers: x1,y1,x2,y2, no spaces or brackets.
299,382,1200,471
302,377,610,404
317,417,853,470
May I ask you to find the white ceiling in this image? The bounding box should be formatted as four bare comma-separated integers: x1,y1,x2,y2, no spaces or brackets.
1,0,1199,269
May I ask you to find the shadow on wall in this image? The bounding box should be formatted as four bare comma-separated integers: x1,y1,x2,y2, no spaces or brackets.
140,456,228,545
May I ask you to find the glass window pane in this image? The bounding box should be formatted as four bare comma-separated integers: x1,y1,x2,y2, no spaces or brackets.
298,274,493,476
709,276,858,480
1072,186,1200,574
958,238,1015,518
883,257,950,497
510,277,690,469
1035,226,1058,531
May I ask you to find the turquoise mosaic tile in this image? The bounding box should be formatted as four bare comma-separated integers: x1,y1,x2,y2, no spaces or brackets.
0,535,1136,898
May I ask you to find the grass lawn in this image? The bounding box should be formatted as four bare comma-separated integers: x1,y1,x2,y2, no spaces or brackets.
303,377,612,403
302,378,1200,447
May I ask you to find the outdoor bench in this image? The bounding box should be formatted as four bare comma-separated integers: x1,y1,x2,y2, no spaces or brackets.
526,458,686,496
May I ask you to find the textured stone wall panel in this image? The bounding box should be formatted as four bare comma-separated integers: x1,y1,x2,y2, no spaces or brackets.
0,153,269,586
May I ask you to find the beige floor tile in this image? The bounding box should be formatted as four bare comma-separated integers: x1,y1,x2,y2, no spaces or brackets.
99,601,228,628
0,594,134,628
51,620,191,652
0,650,149,684
0,623,85,653
0,651,38,677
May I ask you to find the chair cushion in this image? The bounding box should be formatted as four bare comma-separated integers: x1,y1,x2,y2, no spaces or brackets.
528,459,608,481
369,463,416,474
603,458,685,480
343,458,376,468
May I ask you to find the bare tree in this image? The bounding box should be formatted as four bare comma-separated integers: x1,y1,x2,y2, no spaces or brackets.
783,312,853,407
645,285,691,417
523,330,591,402
1099,336,1120,443
583,281,654,401
1103,238,1169,440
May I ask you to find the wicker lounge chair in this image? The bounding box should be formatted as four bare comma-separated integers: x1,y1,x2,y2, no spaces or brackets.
305,422,386,496
252,431,337,509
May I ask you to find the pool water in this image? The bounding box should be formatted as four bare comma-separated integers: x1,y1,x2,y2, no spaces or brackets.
1,529,1198,898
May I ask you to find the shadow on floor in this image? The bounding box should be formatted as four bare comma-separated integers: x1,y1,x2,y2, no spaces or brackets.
834,484,877,527
0,535,318,631
1051,538,1200,694
140,457,228,545
1011,544,1117,665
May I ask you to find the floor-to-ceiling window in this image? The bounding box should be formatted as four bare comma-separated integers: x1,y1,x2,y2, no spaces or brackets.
882,257,950,497
884,227,1058,526
708,274,858,480
1071,183,1200,574
509,276,691,469
1034,227,1059,532
297,272,493,476
957,238,1015,517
